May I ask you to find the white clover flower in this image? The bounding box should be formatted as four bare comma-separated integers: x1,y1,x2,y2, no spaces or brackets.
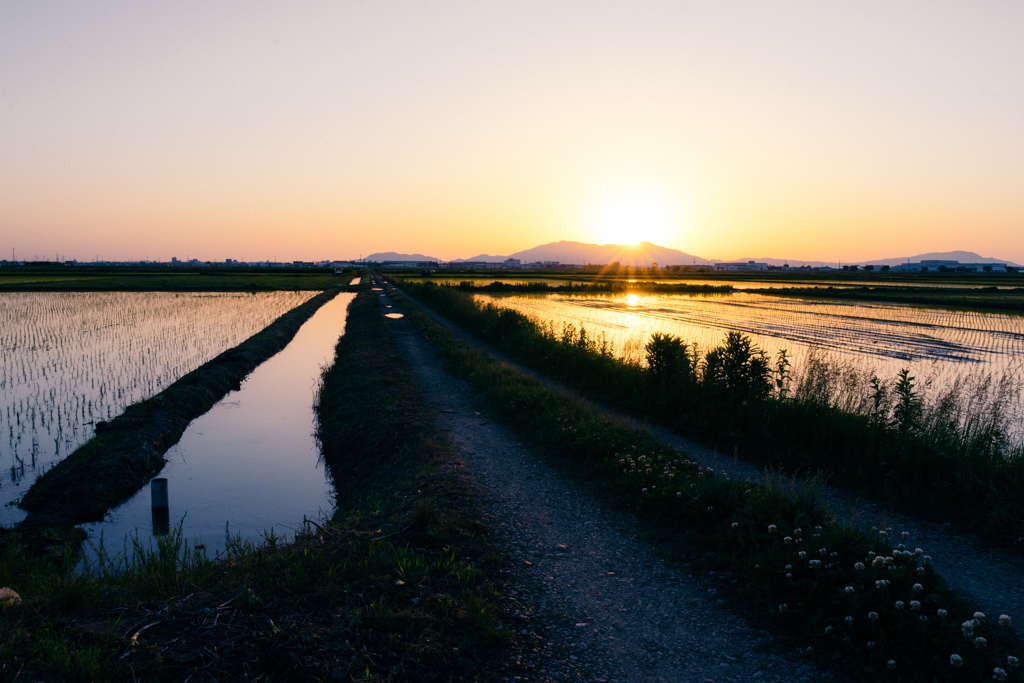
999,615,1011,627
868,612,879,621
937,609,948,618
902,531,910,540
825,626,834,634
872,556,885,568
785,565,793,571
854,562,865,571
974,636,988,649
887,660,896,671
731,522,739,529
845,586,855,594
815,526,823,533
910,600,921,611
951,654,963,667
784,536,793,544
779,604,788,612
1007,655,1019,668
917,567,925,574
845,616,853,625
819,548,827,555
919,615,928,623
868,551,877,558
798,551,807,559
768,525,778,534
677,492,682,497
786,573,792,579
809,559,821,569
867,641,875,648
993,667,1008,682
963,620,976,636
642,488,647,494
975,612,987,620
912,583,923,592
794,528,802,535
895,601,905,611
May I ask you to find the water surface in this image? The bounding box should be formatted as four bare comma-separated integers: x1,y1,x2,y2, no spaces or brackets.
81,292,356,557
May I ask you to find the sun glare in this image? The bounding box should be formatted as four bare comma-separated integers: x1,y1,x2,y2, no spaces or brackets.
590,192,678,247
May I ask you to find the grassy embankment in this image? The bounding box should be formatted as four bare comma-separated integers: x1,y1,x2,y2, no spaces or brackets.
399,280,1024,550
0,266,345,291
0,281,508,681
19,287,344,527
384,278,1023,681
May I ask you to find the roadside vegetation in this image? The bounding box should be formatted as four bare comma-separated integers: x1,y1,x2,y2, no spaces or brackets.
398,280,1024,550
1,279,508,681
385,278,1024,681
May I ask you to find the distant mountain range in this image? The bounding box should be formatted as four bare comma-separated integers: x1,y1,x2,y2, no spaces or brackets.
364,244,1019,268
367,241,710,267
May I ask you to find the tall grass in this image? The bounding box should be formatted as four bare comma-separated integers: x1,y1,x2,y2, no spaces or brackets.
399,280,1024,547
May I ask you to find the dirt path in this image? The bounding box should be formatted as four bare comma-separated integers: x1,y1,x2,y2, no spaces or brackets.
383,282,1024,632
373,282,824,682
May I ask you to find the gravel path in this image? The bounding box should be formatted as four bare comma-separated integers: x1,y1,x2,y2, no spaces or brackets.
373,282,825,682
381,281,1024,632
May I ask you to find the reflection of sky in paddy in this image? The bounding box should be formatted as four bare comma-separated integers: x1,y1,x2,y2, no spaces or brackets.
478,292,1024,431
80,292,357,559
0,291,317,527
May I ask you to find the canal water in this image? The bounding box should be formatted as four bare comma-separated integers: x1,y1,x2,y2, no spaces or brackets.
80,292,356,559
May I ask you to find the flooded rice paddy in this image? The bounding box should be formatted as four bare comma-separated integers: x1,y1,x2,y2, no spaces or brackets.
80,292,356,557
0,291,316,525
479,291,1024,431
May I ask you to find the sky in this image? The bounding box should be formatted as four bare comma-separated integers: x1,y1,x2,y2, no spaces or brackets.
2,1,1023,264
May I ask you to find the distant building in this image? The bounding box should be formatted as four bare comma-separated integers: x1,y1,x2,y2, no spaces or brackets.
891,260,1007,273
714,261,769,272
379,260,440,269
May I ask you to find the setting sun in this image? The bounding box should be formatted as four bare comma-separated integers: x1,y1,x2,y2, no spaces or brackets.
590,192,679,247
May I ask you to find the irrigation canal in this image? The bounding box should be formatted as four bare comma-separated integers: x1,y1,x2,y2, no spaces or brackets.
80,292,356,558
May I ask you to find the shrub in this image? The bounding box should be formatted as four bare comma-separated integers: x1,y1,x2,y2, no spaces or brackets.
702,331,771,401
644,332,697,386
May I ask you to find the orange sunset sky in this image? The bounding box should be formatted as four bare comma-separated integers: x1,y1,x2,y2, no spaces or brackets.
2,2,1023,264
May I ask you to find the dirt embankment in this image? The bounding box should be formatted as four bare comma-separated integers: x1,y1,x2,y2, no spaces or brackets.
17,287,347,528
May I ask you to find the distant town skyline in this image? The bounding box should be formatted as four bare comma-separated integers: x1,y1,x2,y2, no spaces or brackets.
3,2,1023,264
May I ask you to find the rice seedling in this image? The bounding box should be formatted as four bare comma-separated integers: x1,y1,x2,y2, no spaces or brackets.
0,291,316,524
